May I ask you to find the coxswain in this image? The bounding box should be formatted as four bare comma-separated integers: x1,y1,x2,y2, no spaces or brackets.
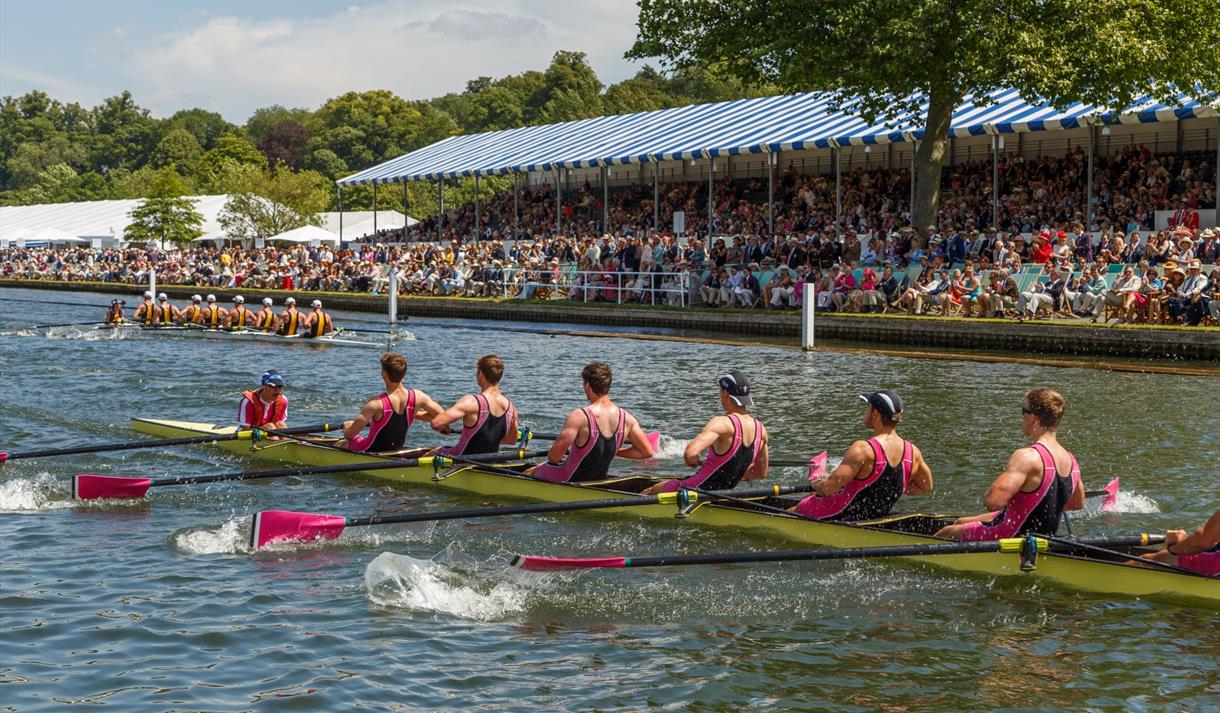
529,361,655,483
180,295,204,325
302,299,333,338
195,294,225,328
228,295,254,331
237,370,288,430
1139,509,1220,576
935,388,1083,540
255,297,278,332
278,297,301,335
790,390,933,520
338,352,443,453
155,293,179,325
432,355,519,456
132,291,157,325
642,371,769,494
104,299,126,324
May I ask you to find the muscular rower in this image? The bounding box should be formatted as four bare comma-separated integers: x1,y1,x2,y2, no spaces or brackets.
155,293,179,325
105,298,126,324
790,390,933,520
255,297,277,332
530,361,655,483
432,355,519,456
229,295,254,330
278,297,301,335
237,370,288,430
196,294,225,328
642,371,768,494
302,299,333,338
133,291,157,325
935,388,1083,540
339,352,443,453
181,295,204,325
1140,509,1220,576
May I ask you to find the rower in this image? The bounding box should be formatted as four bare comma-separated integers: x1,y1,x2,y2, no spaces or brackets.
790,390,933,520
197,294,225,328
432,355,519,456
155,293,179,325
339,352,443,453
104,299,126,324
529,361,655,483
302,299,333,338
229,295,254,331
641,371,769,495
1140,509,1220,576
237,370,288,430
132,291,157,325
278,297,301,336
255,298,278,332
935,388,1083,540
181,295,204,325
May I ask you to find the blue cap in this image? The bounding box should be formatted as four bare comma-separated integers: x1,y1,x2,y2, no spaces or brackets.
261,370,285,387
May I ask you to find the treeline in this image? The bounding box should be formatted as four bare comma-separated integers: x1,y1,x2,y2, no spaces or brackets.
0,51,769,216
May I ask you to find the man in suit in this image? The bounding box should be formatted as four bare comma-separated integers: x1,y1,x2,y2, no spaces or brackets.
1169,200,1200,233
735,263,762,307
1168,260,1210,325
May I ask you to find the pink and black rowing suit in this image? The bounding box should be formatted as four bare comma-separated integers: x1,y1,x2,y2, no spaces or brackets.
654,414,765,493
533,407,627,483
796,438,913,521
960,443,1081,541
347,390,415,453
437,394,516,457
1177,543,1220,577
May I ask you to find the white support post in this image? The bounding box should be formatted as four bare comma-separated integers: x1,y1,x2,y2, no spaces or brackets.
388,269,399,326
801,282,816,351
149,269,156,303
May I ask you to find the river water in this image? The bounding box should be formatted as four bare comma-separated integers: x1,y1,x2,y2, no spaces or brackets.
1,287,1217,712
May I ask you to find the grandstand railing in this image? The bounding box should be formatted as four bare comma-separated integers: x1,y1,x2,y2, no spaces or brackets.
499,267,693,307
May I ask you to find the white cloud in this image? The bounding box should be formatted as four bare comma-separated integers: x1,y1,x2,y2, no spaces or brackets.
111,0,643,120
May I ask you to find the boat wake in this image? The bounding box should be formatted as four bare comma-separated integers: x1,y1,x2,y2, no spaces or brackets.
45,326,131,341
0,473,74,512
364,548,539,621
170,516,253,555
1078,488,1160,517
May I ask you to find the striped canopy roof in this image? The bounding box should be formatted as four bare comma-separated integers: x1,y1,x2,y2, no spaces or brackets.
338,88,1216,186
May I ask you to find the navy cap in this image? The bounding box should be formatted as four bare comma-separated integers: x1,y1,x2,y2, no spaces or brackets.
718,371,754,408
859,390,903,420
261,370,285,387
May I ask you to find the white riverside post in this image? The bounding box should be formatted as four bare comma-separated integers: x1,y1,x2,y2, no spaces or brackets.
388,268,398,326
801,282,815,351
149,269,156,304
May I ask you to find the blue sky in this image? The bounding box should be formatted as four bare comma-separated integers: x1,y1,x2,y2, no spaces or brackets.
0,1,643,121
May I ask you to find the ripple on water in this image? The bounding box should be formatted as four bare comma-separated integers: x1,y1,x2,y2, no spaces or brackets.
364,549,535,621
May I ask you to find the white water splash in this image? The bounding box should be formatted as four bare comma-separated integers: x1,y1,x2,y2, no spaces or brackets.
170,516,252,555
0,474,73,512
364,551,529,620
45,326,131,341
1104,490,1160,514
652,433,685,460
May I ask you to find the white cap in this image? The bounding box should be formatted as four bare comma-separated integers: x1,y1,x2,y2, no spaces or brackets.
206,294,216,303
191,294,202,302
232,295,245,304
157,292,168,301
285,297,296,305
143,291,153,299
262,297,273,306
310,300,322,309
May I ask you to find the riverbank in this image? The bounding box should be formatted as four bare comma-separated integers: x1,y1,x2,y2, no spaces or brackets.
3,278,1218,361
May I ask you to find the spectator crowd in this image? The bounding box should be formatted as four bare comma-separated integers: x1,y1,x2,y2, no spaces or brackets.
3,144,1218,326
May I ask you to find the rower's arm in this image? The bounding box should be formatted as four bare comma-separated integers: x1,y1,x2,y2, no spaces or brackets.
812,440,872,496
431,394,476,433
906,445,934,495
1066,472,1086,511
683,417,727,468
743,422,768,481
411,390,445,423
343,398,383,439
1166,510,1220,555
618,413,655,460
547,410,583,464
982,449,1040,511
501,406,520,446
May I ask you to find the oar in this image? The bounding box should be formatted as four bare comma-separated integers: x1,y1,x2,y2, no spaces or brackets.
0,296,111,309
511,533,1164,571
250,482,815,549
517,427,662,452
31,320,107,329
0,423,336,464
72,448,549,501
1087,476,1120,510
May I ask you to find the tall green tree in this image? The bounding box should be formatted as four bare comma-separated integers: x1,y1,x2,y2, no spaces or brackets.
125,170,203,245
630,0,1220,234
218,167,331,240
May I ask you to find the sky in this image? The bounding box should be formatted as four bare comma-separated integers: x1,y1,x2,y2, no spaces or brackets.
0,1,645,121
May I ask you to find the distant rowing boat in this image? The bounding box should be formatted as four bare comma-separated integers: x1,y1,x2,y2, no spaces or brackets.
131,418,1220,606
95,323,381,348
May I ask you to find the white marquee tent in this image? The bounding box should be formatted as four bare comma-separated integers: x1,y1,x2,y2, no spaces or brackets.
265,224,341,245
0,195,233,245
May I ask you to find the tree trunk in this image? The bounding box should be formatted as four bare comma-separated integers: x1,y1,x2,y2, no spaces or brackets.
912,87,961,238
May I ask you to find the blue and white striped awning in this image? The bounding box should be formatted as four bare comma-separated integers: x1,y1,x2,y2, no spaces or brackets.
338,88,1216,186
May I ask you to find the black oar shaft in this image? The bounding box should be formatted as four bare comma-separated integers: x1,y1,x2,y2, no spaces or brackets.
3,423,331,461
348,483,814,528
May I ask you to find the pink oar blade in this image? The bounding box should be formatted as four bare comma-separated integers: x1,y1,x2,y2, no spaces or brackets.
73,475,152,500
1101,476,1120,512
251,510,346,549
807,451,829,481
646,431,661,452
0,452,9,464
511,555,628,571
